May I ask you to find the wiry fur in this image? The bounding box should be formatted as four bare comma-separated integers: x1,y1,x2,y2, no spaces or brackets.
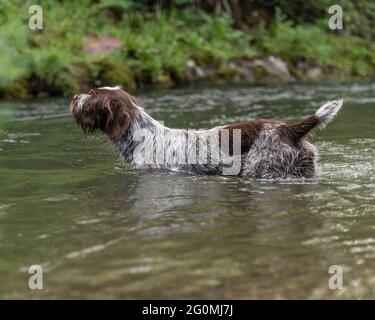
117,107,227,174
315,99,343,128
70,87,343,179
242,124,317,179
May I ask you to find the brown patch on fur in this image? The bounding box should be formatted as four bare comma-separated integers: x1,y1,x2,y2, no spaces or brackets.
222,115,319,156
222,119,281,155
221,114,321,155
70,88,138,142
287,115,320,141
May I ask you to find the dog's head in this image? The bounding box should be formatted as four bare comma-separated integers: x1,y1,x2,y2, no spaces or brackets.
70,86,137,142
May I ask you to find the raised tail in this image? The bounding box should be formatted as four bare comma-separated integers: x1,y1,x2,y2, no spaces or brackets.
288,99,343,140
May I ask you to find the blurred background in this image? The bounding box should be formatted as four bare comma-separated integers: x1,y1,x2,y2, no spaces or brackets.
0,0,374,98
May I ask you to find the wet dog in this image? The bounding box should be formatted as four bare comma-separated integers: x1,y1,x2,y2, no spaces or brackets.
70,86,343,178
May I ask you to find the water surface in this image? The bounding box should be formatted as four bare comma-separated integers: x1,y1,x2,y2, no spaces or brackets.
0,83,374,299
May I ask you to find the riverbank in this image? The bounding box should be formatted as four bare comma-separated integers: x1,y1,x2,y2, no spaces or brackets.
1,1,375,98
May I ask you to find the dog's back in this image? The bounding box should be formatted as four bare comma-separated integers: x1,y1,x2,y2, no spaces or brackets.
239,100,343,178
71,87,343,179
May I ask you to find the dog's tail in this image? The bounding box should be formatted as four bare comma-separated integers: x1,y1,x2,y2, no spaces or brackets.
288,99,343,140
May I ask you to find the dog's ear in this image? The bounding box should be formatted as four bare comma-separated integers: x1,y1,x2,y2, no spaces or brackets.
104,99,131,142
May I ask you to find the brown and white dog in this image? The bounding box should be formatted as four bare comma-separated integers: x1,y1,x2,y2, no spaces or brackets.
70,86,343,179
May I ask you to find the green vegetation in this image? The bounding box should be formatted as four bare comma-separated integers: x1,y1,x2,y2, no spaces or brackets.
261,13,375,78
0,0,374,97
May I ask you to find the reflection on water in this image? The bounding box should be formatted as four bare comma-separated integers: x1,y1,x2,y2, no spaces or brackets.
0,83,374,299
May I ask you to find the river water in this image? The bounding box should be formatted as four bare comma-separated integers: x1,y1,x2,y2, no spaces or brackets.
0,83,374,298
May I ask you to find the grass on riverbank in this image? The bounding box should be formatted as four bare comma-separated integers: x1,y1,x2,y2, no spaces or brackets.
1,0,375,98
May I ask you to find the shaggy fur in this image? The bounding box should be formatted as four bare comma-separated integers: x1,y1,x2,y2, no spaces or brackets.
71,87,343,179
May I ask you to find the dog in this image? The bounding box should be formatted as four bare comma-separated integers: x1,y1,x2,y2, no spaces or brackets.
70,86,343,179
